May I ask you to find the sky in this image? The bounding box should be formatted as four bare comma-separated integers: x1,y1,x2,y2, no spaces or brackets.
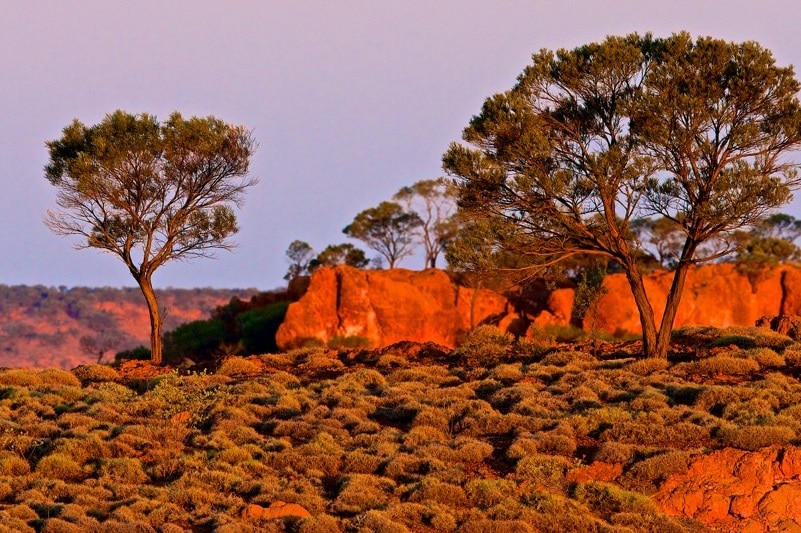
3,1,801,290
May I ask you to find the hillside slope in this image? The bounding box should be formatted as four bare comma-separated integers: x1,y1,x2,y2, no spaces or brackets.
0,286,256,368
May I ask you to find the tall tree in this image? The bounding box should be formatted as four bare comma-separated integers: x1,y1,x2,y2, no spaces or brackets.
343,201,421,269
394,178,459,268
444,33,801,358
45,110,257,364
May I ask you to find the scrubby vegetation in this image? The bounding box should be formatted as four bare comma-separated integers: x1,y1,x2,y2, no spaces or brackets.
0,325,799,530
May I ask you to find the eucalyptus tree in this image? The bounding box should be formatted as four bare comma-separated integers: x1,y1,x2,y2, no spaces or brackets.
394,178,459,268
45,110,257,364
343,201,421,269
444,33,801,358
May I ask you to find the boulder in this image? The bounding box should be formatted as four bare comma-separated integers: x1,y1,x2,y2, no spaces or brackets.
654,446,801,531
275,266,509,350
756,314,801,340
241,501,311,520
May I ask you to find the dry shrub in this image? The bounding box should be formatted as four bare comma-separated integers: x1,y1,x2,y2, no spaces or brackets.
0,451,30,476
507,436,540,460
458,519,535,533
456,326,514,366
536,432,577,457
515,454,572,490
784,343,801,366
354,511,410,533
332,474,396,514
718,424,795,450
465,478,517,509
540,350,595,368
626,358,669,376
677,355,759,378
408,478,467,506
40,518,84,533
37,369,82,388
298,514,343,533
35,453,85,481
349,368,387,389
403,425,449,448
215,446,253,465
71,364,120,384
429,511,458,531
593,441,636,465
216,356,262,376
228,425,262,445
490,364,524,384
722,397,777,425
737,347,785,369
572,480,656,518
452,436,494,463
0,370,41,387
622,450,692,493
343,450,383,474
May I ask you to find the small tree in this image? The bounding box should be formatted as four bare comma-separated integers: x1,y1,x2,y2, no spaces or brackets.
309,243,369,270
393,178,459,268
44,110,257,365
444,33,801,359
343,201,421,268
284,240,314,281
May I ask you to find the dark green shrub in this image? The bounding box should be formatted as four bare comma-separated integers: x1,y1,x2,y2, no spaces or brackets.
238,301,290,354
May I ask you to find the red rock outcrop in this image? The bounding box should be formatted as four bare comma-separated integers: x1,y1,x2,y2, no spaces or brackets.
535,264,801,336
241,501,311,520
275,266,509,350
654,446,801,532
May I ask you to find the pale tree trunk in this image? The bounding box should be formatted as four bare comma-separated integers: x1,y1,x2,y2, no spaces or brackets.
137,275,163,365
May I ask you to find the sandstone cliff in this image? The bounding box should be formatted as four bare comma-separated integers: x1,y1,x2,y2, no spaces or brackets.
581,263,801,335
275,266,509,350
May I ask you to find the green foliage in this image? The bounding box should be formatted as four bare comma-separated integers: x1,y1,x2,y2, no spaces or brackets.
309,243,370,271
237,301,290,354
114,346,151,364
44,110,257,364
284,240,315,281
343,201,422,268
443,33,801,358
163,318,227,363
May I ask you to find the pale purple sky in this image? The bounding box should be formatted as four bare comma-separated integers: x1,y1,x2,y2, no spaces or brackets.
2,1,801,290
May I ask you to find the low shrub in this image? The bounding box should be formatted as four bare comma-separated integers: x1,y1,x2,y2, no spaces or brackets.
216,356,262,376
717,424,795,450
676,355,760,378
456,326,514,366
622,450,692,493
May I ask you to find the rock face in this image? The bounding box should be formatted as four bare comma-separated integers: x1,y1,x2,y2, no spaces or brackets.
275,266,509,350
539,263,801,336
654,446,801,532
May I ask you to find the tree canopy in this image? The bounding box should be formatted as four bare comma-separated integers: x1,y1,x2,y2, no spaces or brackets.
45,110,257,364
343,201,421,269
444,33,801,358
394,178,459,268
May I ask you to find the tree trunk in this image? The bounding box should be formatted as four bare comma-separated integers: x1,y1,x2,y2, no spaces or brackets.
137,275,164,365
622,263,659,357
653,260,693,359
